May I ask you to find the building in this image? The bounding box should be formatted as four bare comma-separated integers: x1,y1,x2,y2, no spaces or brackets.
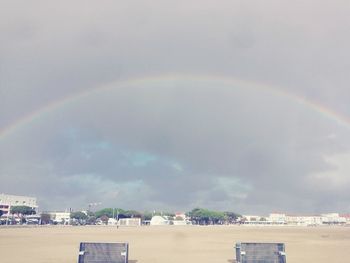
242,215,267,225
321,213,346,224
118,218,141,226
0,193,37,216
268,213,346,226
174,212,187,220
284,214,323,226
268,213,287,225
49,211,71,224
340,214,350,225
108,218,118,225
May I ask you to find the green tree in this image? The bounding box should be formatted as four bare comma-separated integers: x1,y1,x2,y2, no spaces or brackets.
94,208,146,219
187,208,211,225
70,211,88,220
142,211,153,221
209,211,225,224
10,206,36,215
224,211,240,224
187,208,226,225
95,208,113,218
95,208,126,219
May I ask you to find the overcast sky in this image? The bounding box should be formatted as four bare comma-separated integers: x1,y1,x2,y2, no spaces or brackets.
1,0,350,214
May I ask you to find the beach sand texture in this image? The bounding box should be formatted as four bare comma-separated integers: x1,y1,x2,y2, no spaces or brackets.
0,225,349,263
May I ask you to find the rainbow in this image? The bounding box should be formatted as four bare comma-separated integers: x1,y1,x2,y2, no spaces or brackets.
1,73,349,142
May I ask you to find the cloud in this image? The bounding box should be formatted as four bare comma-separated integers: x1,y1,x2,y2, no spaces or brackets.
1,78,350,213
1,0,350,213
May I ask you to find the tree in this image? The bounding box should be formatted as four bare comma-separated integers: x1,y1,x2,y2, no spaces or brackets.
224,211,240,224
209,211,225,224
94,208,145,219
187,208,226,225
83,211,97,225
100,215,109,224
124,210,142,218
86,211,95,217
95,208,112,218
70,211,88,220
10,206,36,215
188,208,214,225
86,216,97,225
40,213,51,225
142,211,153,221
95,208,126,219
70,211,88,225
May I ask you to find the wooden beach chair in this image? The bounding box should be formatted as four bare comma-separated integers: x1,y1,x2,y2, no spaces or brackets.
78,242,129,263
235,242,286,263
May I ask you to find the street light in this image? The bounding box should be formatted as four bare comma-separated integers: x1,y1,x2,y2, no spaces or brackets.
88,202,101,212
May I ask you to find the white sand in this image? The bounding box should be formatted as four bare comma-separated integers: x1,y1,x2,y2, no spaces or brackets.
0,225,349,262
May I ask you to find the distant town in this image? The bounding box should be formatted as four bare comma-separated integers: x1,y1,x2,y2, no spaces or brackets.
1,193,349,226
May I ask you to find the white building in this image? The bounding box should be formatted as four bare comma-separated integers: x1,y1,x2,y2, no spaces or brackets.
270,213,346,226
50,212,71,224
0,193,37,216
242,215,267,224
321,213,346,224
172,212,190,225
285,215,323,226
108,218,118,225
341,214,350,225
118,218,141,226
237,212,347,226
268,213,287,225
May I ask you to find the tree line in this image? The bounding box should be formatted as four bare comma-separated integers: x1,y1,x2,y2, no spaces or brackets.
70,207,241,225
2,206,241,225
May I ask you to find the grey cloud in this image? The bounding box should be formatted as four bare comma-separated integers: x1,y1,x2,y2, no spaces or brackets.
2,81,350,213
1,0,350,213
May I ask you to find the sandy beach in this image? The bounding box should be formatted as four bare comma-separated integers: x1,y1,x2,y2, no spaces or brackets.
0,225,349,262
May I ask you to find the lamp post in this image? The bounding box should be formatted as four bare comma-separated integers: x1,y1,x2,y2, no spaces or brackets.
6,205,10,225
88,202,101,212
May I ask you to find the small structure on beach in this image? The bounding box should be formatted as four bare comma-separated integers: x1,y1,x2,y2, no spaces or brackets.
150,215,169,225
118,218,141,226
